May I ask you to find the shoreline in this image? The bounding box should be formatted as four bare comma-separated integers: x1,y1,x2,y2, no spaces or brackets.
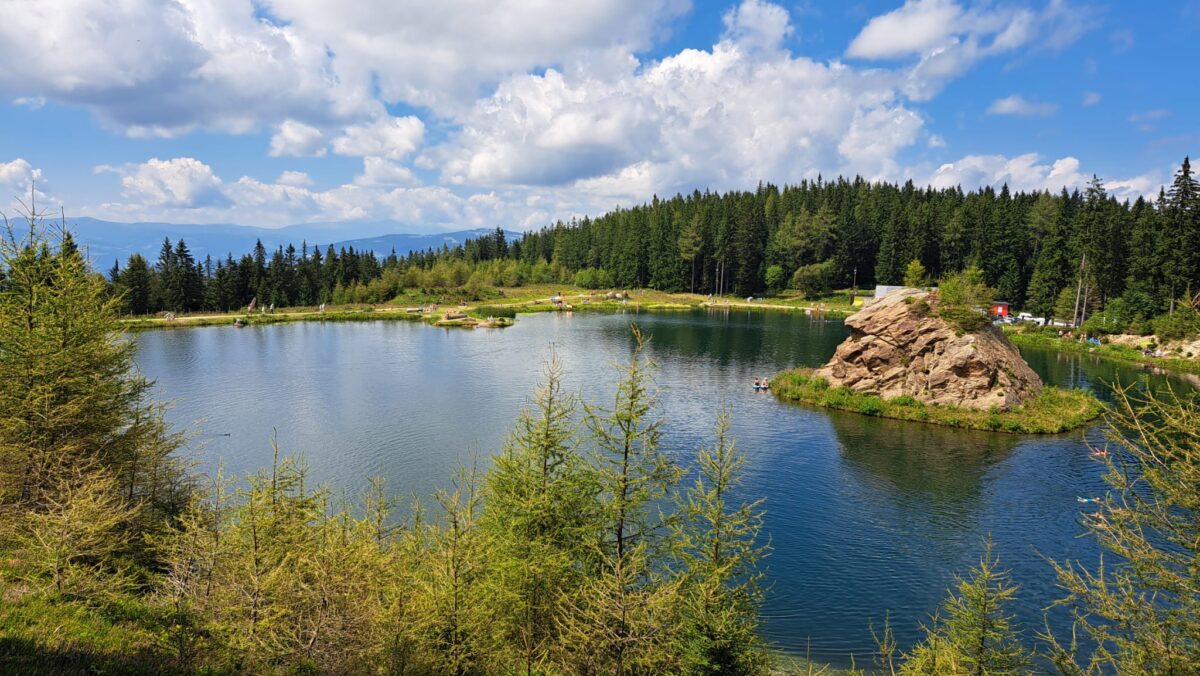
117,291,1200,382
1004,327,1200,377
771,368,1105,434
117,286,855,331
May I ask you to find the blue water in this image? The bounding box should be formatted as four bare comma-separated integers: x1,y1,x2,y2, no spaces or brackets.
132,310,1196,667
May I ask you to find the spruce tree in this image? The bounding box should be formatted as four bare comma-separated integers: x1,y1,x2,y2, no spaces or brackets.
1025,192,1069,319
120,253,153,316
0,217,183,515
1163,157,1200,311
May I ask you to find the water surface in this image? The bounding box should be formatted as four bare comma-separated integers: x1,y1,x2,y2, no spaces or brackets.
134,310,1195,667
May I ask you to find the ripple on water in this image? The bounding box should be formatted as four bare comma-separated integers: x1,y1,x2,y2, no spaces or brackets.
133,312,1190,669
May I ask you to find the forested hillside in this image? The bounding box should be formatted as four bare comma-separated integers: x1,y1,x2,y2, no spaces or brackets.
108,158,1200,334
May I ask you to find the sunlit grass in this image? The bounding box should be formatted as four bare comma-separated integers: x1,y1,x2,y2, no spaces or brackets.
772,368,1105,434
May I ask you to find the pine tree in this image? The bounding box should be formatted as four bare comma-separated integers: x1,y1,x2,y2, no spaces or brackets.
678,213,703,293
1025,192,1069,319
732,194,768,294
564,326,684,674
154,237,179,311
1162,157,1200,311
413,466,490,675
903,259,928,288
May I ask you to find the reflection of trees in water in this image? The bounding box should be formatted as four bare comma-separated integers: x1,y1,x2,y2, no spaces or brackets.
1019,347,1198,404
619,309,846,368
827,409,1020,506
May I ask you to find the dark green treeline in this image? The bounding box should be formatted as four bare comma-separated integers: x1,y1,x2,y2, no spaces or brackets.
108,159,1200,327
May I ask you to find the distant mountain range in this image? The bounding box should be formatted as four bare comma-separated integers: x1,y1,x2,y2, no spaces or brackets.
62,217,522,265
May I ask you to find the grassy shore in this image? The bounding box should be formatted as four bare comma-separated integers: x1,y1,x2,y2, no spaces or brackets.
1004,326,1200,376
771,368,1105,434
117,285,858,331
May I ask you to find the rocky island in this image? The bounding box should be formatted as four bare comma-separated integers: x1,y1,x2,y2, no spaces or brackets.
773,287,1104,433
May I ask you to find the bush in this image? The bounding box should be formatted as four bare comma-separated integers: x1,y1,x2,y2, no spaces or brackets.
1080,296,1155,336
937,266,994,333
471,305,517,319
858,397,885,416
1152,306,1200,341
572,267,614,289
792,261,834,298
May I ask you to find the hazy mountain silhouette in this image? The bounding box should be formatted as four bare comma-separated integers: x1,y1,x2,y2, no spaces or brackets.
63,217,521,264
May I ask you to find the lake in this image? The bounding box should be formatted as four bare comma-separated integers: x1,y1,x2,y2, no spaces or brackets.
133,310,1196,667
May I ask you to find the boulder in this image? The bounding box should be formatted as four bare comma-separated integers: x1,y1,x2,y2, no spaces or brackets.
815,288,1042,411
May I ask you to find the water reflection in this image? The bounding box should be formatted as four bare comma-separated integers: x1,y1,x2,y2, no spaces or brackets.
828,409,1020,505
132,313,1193,669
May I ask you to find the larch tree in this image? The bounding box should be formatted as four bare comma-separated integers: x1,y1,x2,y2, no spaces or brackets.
898,539,1028,676
480,355,599,673
673,412,770,675
1043,385,1200,673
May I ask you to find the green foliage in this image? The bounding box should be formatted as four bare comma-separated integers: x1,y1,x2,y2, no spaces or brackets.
771,368,1104,434
469,304,517,319
903,259,928,288
858,397,886,416
480,355,597,672
792,261,834,298
1151,304,1200,340
764,264,786,294
882,540,1029,675
12,466,139,598
1043,385,1200,673
674,412,770,675
573,266,615,289
0,216,186,544
937,266,995,332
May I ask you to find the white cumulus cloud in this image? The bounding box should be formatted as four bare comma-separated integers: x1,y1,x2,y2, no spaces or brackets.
987,95,1059,117
332,116,425,160
270,120,327,157
926,153,1159,201
846,0,964,59
97,157,229,208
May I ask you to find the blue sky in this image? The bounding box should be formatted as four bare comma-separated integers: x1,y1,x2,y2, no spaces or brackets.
0,0,1197,231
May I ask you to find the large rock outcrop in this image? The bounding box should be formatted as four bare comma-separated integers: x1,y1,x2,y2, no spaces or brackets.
815,288,1042,411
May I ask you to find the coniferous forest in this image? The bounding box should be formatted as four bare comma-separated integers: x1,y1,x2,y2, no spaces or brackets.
109,158,1200,338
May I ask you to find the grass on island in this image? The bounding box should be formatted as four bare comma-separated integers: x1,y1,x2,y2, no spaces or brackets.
771,368,1105,434
1004,326,1200,376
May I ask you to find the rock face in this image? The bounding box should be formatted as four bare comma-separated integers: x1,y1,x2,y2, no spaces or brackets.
815,288,1042,411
